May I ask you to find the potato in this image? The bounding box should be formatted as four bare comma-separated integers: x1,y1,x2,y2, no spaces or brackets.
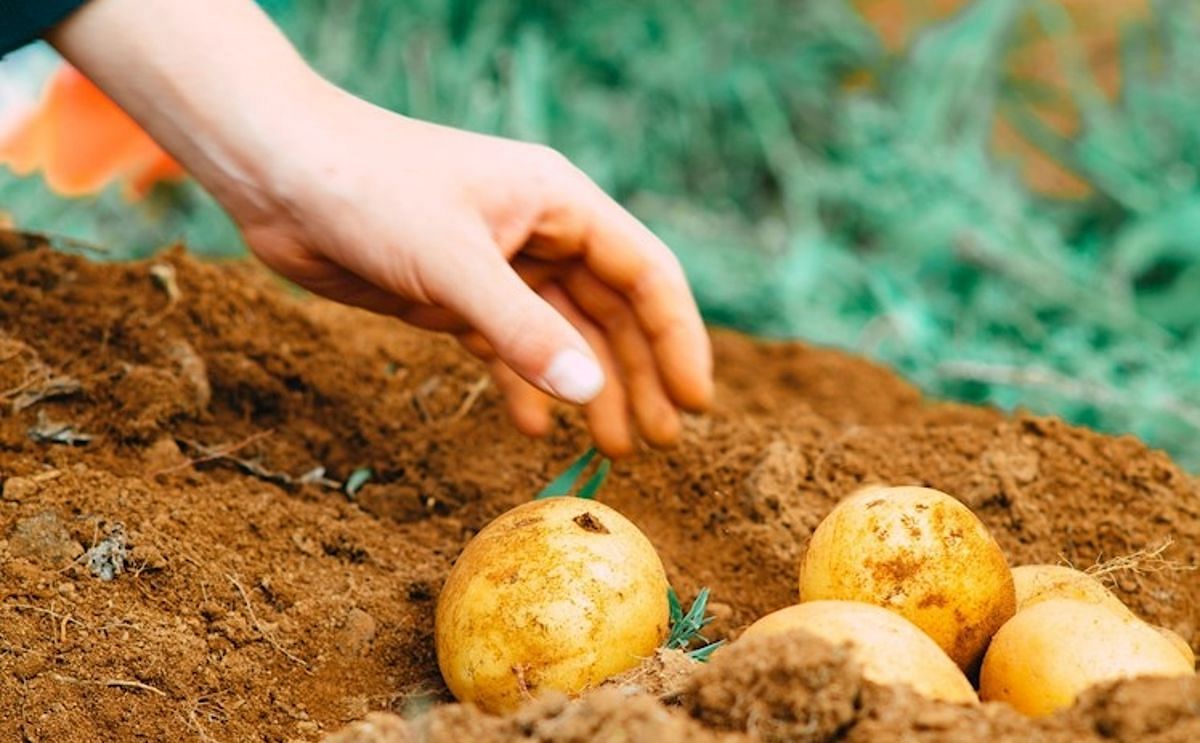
435,498,669,713
741,600,978,704
1011,564,1132,616
1154,625,1196,667
1012,566,1194,667
798,485,1015,670
980,598,1194,716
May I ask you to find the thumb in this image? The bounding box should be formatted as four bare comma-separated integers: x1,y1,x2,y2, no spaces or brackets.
432,246,605,405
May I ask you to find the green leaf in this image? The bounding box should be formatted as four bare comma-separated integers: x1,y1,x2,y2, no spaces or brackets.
535,447,597,499
535,447,611,500
575,459,611,500
687,640,725,663
665,586,715,651
344,467,373,499
668,586,684,627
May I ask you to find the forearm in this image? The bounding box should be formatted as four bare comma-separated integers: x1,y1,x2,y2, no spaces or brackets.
46,0,327,221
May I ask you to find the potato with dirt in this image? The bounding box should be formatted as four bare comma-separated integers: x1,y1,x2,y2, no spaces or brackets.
740,600,978,704
435,497,670,713
1011,564,1132,616
1011,564,1195,666
980,598,1195,716
798,485,1016,671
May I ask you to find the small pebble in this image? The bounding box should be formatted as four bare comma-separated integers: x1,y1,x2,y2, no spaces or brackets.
1,476,36,502
336,608,378,657
8,511,84,568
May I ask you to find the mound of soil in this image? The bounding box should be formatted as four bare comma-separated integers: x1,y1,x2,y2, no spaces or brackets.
0,234,1197,742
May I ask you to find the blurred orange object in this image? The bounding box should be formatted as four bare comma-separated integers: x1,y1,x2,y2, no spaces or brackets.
0,64,185,200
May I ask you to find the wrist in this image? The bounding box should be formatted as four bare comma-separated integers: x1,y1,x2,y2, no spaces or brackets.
192,69,341,228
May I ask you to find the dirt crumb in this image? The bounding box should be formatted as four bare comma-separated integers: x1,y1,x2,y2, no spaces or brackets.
412,688,733,743
1065,675,1200,742
337,608,379,657
686,631,862,742
1,476,38,502
607,648,698,699
324,712,415,743
8,510,83,568
571,511,609,534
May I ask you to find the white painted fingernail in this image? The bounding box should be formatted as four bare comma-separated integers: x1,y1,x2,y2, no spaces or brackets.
542,349,605,404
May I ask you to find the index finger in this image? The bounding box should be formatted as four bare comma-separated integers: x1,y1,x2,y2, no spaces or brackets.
529,158,713,412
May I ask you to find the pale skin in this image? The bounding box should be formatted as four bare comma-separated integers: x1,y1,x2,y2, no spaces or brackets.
46,0,713,457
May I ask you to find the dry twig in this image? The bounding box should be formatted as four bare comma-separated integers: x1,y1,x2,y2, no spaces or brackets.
227,573,309,670
412,375,441,423
153,431,271,476
150,263,182,302
11,375,83,412
105,679,168,697
448,375,490,422
170,433,342,491
48,672,166,697
9,603,84,643
27,411,92,445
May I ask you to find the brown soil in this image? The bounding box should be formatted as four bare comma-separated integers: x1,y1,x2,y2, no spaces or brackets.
0,234,1197,742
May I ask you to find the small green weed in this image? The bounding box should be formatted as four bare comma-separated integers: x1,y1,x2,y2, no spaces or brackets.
666,586,724,662
536,447,611,500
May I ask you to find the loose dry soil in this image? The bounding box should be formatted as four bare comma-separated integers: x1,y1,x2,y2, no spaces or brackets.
1,232,1197,742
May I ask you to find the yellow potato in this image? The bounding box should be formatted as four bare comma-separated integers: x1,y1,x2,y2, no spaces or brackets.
980,598,1194,716
1154,625,1196,667
798,485,1015,670
1011,564,1132,616
1012,566,1195,667
435,498,669,713
741,600,978,704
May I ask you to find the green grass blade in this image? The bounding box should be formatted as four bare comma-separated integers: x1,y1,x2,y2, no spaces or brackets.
666,586,715,651
536,447,597,499
668,586,684,627
687,640,725,663
575,458,610,500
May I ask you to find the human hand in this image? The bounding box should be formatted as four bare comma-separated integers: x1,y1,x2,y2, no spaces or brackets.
239,93,713,456
49,0,711,456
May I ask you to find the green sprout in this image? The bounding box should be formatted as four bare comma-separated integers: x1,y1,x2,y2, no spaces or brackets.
536,447,611,500
666,586,724,662
344,467,373,499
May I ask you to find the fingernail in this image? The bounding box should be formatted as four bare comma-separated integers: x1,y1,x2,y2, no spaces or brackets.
542,349,605,404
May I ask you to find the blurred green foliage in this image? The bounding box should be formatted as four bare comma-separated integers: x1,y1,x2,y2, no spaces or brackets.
2,0,1200,468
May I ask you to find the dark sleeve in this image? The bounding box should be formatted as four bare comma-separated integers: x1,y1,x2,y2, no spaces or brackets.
0,0,89,57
